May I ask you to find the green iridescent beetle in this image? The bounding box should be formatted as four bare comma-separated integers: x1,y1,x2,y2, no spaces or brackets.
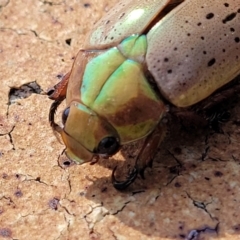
48,0,240,189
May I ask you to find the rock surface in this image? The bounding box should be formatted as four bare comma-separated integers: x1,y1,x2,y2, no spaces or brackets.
1,0,240,239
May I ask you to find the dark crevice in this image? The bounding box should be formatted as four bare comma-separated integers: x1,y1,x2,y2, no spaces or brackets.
66,176,72,194
186,192,216,220
112,201,130,215
186,223,219,240
83,3,91,8
0,27,28,36
208,157,229,162
60,202,76,216
166,174,179,186
201,146,209,161
0,0,10,10
0,125,15,150
24,177,48,186
30,29,38,37
167,150,183,167
0,27,52,42
165,150,183,185
8,126,15,150
8,81,44,105
0,196,16,205
108,228,118,240
30,29,55,42
39,0,64,6
34,176,48,185
132,190,145,195
57,150,76,169
65,38,72,46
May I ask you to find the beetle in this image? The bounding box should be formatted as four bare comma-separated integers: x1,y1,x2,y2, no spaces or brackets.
48,0,240,190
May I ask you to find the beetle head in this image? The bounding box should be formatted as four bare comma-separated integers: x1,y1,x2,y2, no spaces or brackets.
50,44,165,164
59,102,120,163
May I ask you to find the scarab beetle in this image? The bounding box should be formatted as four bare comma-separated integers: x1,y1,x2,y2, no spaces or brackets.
48,0,240,190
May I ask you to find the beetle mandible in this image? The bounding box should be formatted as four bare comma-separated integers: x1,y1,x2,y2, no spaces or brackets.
48,0,240,189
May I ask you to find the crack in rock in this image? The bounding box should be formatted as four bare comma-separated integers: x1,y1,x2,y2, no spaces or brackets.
0,0,10,9
186,192,216,220
0,125,15,150
166,150,183,185
39,0,64,6
201,135,209,161
185,222,219,240
24,176,49,186
84,200,131,230
8,81,44,105
0,196,16,206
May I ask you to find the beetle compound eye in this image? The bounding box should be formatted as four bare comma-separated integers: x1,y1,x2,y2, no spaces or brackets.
62,107,70,124
97,137,119,155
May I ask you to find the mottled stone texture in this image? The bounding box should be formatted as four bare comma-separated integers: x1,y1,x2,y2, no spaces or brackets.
0,0,240,239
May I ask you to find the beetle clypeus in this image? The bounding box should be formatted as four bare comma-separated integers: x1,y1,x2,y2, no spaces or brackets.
48,0,240,190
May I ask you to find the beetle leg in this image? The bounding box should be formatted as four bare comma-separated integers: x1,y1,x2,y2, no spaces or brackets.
134,123,166,179
169,77,240,133
49,100,63,132
90,155,100,165
47,71,71,101
112,166,138,190
192,77,240,132
48,72,71,133
205,109,230,133
112,123,166,190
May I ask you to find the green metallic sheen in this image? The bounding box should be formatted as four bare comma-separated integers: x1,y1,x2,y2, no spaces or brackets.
64,102,119,152
81,47,125,106
79,35,163,144
118,35,147,63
